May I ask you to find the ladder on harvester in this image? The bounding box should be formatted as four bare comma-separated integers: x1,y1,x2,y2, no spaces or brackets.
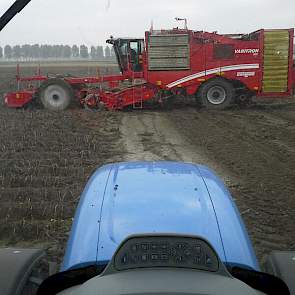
132,83,144,109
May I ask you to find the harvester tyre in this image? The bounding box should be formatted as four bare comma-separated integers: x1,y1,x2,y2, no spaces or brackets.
199,79,234,110
39,78,74,111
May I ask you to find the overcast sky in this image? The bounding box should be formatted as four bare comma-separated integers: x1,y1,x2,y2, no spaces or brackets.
0,0,294,47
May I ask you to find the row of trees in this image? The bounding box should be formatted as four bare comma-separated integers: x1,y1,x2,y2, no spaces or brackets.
0,44,115,60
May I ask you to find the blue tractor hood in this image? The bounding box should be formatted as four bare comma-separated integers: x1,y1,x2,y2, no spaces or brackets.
62,161,259,271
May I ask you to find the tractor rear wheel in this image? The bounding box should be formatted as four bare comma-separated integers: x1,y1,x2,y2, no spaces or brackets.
199,79,234,110
39,78,74,111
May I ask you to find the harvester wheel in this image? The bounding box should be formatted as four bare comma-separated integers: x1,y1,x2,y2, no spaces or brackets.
236,92,253,107
199,79,234,109
38,78,74,111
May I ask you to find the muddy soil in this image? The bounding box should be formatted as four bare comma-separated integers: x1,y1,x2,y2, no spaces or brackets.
119,102,295,262
1,64,295,269
0,107,123,265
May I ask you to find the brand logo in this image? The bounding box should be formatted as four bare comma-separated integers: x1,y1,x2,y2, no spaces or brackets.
235,49,259,54
237,71,256,77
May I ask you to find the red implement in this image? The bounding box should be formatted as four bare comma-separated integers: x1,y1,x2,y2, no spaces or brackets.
5,90,35,108
4,27,295,111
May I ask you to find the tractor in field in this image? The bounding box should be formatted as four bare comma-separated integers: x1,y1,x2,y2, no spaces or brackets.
1,2,295,110
1,161,294,295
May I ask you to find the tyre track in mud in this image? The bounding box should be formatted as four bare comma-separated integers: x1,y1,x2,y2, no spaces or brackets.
120,110,233,184
119,104,295,263
164,106,295,262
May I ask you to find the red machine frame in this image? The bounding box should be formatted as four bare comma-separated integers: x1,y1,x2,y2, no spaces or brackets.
4,27,295,110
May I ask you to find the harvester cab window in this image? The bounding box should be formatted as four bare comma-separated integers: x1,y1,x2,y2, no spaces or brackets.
130,41,138,63
119,41,128,71
129,40,143,72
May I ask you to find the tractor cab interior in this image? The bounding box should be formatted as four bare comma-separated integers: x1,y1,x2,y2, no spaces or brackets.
107,38,144,73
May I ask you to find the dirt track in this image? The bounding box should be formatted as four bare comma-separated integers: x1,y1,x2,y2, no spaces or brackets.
119,103,295,261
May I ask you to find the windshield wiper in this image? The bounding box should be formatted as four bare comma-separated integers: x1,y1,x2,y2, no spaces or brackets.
0,0,32,32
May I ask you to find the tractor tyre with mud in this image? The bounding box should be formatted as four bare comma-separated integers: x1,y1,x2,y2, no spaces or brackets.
38,78,74,111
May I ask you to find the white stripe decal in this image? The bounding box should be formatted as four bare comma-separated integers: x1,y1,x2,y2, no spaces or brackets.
166,64,259,88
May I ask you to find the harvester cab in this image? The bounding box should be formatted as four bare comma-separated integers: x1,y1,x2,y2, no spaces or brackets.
107,37,144,73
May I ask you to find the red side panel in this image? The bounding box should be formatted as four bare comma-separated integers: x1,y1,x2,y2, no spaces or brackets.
5,91,34,108
99,84,157,110
144,30,262,93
